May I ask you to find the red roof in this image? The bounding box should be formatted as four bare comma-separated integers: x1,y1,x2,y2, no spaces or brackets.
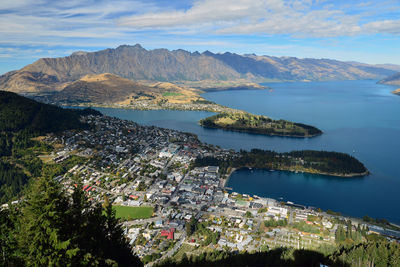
167,232,174,240
161,228,175,239
161,230,169,236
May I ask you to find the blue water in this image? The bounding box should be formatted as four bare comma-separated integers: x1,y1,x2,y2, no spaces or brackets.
92,80,400,223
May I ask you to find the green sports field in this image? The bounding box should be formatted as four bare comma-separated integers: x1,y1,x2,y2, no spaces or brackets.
113,206,153,220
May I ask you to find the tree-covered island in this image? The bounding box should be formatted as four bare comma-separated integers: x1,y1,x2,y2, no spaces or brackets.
199,112,322,137
194,149,369,178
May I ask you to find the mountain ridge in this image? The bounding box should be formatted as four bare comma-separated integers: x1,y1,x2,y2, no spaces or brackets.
0,44,398,93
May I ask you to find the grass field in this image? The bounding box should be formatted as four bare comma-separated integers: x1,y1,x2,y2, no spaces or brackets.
113,206,153,220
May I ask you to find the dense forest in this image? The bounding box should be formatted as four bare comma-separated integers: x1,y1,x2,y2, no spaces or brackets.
0,91,101,133
194,149,368,176
0,176,142,266
0,91,101,202
0,160,29,203
199,112,322,137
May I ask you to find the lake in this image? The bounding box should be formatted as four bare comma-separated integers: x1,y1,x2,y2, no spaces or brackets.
93,80,400,223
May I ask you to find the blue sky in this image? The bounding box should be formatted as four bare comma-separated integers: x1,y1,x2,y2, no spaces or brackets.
0,0,400,74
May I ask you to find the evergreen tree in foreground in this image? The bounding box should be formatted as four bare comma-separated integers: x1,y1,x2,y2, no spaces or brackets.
2,176,142,266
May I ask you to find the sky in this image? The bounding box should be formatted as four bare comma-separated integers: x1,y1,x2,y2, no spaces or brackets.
0,0,400,74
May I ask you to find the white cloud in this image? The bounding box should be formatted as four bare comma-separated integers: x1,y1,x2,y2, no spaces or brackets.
364,20,400,35
0,0,157,41
0,0,399,66
118,0,400,37
1,0,399,46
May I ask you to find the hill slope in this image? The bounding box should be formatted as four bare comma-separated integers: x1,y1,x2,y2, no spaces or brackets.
379,72,400,86
49,73,158,104
0,90,100,133
0,44,397,93
0,91,101,202
39,73,206,106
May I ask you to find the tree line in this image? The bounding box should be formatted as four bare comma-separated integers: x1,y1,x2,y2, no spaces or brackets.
194,149,368,176
156,240,400,267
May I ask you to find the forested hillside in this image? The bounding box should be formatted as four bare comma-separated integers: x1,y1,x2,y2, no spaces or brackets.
0,91,101,202
0,91,100,133
194,149,368,177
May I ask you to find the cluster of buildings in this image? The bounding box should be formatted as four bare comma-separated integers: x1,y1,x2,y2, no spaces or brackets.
42,114,399,265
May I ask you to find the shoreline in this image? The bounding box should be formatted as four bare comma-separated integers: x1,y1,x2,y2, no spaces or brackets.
200,124,323,138
221,167,237,188
59,100,243,114
70,104,368,179
66,103,367,179
63,103,323,138
227,167,369,179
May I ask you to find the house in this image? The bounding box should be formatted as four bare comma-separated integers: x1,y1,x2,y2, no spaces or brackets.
161,228,175,240
155,220,163,228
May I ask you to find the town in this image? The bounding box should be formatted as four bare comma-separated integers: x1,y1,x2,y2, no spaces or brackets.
35,114,400,266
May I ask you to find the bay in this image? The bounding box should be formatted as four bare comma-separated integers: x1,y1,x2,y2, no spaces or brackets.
92,80,400,223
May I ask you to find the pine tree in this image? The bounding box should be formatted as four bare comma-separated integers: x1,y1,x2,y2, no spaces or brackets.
102,203,142,266
12,177,142,266
17,176,78,266
335,225,346,243
0,208,22,265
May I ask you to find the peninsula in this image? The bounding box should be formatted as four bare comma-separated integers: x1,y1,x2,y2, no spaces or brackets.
194,149,369,178
199,112,322,137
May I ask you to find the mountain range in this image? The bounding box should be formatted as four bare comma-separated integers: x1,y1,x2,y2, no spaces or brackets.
1,44,399,94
